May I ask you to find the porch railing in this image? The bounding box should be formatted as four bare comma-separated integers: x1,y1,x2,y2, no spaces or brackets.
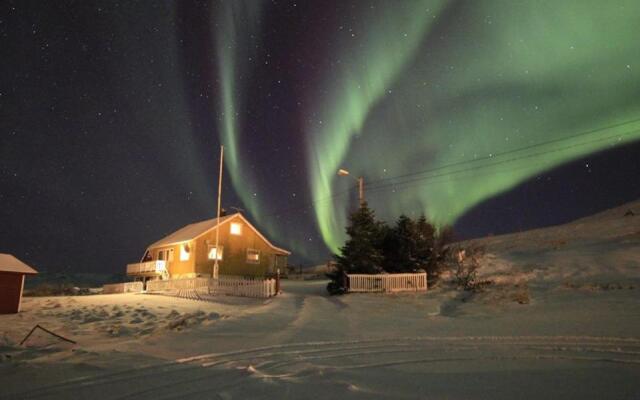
126,260,167,276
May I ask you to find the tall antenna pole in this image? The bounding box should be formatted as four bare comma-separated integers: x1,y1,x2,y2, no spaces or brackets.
213,145,224,279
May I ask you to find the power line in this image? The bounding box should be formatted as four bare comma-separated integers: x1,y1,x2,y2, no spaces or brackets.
257,122,640,219
365,117,640,188
365,128,638,194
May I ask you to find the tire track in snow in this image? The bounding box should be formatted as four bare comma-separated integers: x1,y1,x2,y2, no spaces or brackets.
7,336,639,399
183,335,640,377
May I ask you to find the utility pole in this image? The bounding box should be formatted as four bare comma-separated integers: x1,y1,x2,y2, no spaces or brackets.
213,145,224,280
338,168,365,208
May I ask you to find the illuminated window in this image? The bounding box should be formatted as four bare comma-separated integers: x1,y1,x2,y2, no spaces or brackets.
230,222,243,235
180,243,191,261
208,245,223,260
246,248,260,264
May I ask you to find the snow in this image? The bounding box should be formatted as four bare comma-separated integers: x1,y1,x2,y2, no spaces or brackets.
147,214,236,248
0,200,639,399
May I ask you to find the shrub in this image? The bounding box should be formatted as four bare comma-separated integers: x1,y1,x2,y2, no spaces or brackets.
451,245,491,292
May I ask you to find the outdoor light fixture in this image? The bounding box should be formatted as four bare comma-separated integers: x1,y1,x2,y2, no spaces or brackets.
180,243,190,261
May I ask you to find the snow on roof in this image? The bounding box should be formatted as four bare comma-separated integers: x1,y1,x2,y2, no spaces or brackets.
147,214,236,249
0,253,38,274
146,213,291,255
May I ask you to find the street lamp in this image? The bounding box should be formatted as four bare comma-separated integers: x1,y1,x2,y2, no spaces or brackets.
337,168,364,207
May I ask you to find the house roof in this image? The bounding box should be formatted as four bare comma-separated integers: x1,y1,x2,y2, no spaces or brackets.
0,253,38,274
147,214,235,249
147,213,290,255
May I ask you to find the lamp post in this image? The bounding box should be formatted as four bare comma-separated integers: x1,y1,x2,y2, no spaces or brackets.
337,168,364,207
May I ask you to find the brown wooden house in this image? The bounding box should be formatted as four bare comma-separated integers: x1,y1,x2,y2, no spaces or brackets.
0,253,38,314
126,213,289,280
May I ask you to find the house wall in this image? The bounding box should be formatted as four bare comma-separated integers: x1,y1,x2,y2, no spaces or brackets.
152,243,196,279
195,215,284,277
0,272,24,314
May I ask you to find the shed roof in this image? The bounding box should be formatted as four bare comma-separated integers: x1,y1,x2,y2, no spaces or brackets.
0,253,38,274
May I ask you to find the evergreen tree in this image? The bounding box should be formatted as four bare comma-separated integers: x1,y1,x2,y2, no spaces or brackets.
327,203,385,294
382,215,418,273
327,205,453,294
415,215,436,273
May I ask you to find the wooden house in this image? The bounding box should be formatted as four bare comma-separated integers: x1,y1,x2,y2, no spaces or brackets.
126,213,289,280
0,253,38,314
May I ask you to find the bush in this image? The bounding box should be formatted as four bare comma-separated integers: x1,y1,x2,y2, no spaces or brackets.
451,245,492,292
326,273,348,295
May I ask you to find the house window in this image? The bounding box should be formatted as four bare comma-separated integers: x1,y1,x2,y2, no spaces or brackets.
208,245,223,260
158,250,164,261
180,243,191,261
230,222,242,236
167,248,174,262
246,248,260,264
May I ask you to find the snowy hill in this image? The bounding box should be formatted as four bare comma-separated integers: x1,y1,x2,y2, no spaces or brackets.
461,199,640,285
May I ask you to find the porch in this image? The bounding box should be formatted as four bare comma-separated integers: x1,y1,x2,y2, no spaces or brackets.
126,260,168,278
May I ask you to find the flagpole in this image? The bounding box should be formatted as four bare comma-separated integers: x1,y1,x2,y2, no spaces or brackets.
213,145,224,279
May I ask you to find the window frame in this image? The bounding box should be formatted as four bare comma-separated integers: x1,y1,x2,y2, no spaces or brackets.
230,222,243,236
207,244,224,261
246,248,260,264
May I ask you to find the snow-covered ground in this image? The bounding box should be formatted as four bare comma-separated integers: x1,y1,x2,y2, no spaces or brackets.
1,201,639,399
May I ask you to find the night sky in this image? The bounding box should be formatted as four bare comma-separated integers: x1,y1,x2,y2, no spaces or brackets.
1,1,639,274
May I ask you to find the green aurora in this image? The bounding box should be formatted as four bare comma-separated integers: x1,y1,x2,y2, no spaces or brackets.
215,0,264,218
216,1,640,256
305,0,640,252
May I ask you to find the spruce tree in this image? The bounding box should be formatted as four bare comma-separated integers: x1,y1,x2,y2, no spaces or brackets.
415,215,436,272
382,215,417,273
328,203,385,294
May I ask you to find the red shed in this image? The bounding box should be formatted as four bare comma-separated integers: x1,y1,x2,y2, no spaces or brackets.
0,253,38,314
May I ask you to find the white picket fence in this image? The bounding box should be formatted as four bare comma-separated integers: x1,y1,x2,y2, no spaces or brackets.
215,276,278,298
347,272,427,293
146,277,210,292
145,276,277,299
102,281,144,294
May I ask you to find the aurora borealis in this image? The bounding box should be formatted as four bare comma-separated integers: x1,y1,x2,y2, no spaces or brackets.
218,1,640,254
216,0,264,219
2,0,640,272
